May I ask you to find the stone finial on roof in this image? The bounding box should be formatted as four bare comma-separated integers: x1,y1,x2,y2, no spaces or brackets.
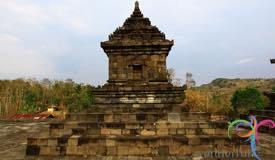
135,1,139,8
132,1,142,17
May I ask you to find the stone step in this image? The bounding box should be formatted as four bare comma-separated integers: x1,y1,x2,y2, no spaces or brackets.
248,109,275,118
49,121,227,137
24,156,200,160
65,112,211,122
26,135,248,157
86,104,179,113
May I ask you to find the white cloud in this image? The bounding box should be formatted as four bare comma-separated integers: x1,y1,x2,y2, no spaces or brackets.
236,57,255,65
0,34,55,78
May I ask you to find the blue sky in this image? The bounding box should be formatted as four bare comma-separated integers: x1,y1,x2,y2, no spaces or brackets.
0,0,274,85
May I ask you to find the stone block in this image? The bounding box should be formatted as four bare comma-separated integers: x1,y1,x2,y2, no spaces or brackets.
87,146,97,156
107,146,117,156
140,147,151,155
122,129,131,135
68,136,80,146
178,122,185,128
214,139,224,145
130,129,140,135
117,146,129,156
37,138,48,146
64,123,78,129
106,139,116,146
41,147,60,156
136,114,146,121
169,128,177,135
169,145,179,155
141,129,156,136
159,139,172,146
128,147,140,155
168,123,179,129
27,138,37,146
215,129,226,135
104,114,113,122
96,146,107,155
66,146,79,155
177,129,186,135
158,146,169,156
136,141,149,148
185,129,196,135
168,113,181,122
101,128,110,135
148,140,159,148
203,129,215,135
39,147,50,156
178,146,193,155
129,114,136,122
26,145,40,156
188,137,201,146
191,145,213,153
199,123,209,128
110,129,121,135
88,129,100,135
50,129,60,136
60,128,72,135
114,115,121,122
184,122,199,129
147,114,157,121
126,124,140,129
133,104,140,108
143,123,155,129
121,114,129,122
78,145,88,155
48,139,58,147
157,128,169,136
156,122,168,129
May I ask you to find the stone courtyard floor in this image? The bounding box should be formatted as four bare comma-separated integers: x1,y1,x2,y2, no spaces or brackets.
0,120,50,160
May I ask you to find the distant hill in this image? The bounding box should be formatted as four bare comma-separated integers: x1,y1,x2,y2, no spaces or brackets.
190,78,275,115
198,78,275,92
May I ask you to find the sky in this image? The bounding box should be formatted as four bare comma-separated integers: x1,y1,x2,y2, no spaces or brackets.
0,0,274,85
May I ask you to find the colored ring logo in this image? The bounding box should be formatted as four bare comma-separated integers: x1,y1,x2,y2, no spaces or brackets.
228,115,275,160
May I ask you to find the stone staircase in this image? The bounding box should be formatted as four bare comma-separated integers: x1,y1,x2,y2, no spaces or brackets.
25,107,251,160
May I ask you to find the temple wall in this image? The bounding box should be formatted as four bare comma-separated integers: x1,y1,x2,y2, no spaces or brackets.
108,53,167,83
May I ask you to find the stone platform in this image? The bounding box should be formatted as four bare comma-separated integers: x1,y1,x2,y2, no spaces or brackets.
93,84,185,110
25,108,251,159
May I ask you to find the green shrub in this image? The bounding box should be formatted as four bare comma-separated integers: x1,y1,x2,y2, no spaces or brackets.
231,87,264,113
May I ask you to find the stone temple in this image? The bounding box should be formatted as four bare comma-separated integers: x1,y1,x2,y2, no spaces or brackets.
95,1,184,111
26,2,252,159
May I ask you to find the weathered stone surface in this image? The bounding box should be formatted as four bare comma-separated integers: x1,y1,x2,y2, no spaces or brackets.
168,113,181,122
141,129,156,136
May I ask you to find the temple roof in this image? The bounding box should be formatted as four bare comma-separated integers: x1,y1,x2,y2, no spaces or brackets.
101,1,173,48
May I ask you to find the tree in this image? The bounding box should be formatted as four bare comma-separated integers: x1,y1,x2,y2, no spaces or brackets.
186,72,196,88
20,89,37,113
231,87,264,113
167,68,175,84
167,68,183,87
182,90,207,112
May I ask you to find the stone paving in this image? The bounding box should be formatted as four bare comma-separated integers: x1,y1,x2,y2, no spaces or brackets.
0,121,49,160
